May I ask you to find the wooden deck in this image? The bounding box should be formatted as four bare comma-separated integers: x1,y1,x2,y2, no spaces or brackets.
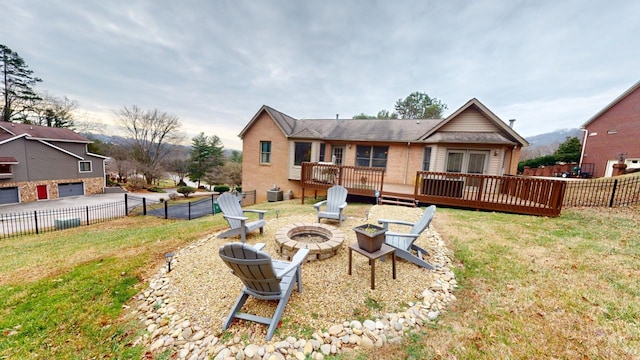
301,162,567,217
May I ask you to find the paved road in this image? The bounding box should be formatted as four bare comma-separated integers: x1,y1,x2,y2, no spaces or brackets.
0,189,214,215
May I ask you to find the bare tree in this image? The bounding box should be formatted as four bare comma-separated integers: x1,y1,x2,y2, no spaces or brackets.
165,157,190,186
115,105,183,185
29,91,78,128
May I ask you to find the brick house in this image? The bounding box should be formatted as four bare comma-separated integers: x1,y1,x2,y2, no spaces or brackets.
239,98,529,203
580,80,640,177
0,123,106,204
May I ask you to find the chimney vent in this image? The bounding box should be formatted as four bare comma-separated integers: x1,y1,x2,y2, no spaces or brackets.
508,119,516,128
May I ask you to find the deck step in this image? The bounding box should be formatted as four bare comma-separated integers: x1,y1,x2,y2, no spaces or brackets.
379,195,416,207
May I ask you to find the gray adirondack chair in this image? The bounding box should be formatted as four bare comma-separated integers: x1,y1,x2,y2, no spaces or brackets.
378,205,436,270
313,185,348,226
217,192,267,243
219,242,310,341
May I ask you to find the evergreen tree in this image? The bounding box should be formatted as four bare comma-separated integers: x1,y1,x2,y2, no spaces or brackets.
188,132,224,186
554,136,581,163
1,44,42,122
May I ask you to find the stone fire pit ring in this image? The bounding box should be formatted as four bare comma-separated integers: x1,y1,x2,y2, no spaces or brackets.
275,223,345,261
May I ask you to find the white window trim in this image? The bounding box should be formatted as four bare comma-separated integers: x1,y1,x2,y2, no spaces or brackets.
260,141,272,165
79,160,92,173
445,149,490,174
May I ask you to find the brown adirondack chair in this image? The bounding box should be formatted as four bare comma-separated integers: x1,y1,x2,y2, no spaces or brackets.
219,242,310,341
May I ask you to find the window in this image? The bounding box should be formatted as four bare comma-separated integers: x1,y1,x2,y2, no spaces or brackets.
0,164,11,174
294,142,312,166
260,141,271,164
445,150,489,174
319,143,326,162
356,145,388,169
446,151,464,173
79,161,92,172
422,147,432,171
332,146,344,165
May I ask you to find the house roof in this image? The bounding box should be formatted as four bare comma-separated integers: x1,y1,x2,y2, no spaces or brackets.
0,156,18,164
580,80,640,128
426,132,517,145
421,98,529,146
0,123,90,143
241,98,529,146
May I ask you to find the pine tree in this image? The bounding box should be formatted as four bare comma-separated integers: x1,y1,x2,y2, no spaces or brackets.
1,44,42,122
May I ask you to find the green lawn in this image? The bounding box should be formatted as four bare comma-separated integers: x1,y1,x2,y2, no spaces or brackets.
0,201,638,359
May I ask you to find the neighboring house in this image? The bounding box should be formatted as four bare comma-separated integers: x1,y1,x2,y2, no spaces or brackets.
580,80,640,177
240,98,529,203
0,123,106,204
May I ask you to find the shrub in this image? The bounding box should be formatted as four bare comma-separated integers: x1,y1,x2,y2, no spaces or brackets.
177,179,187,187
106,177,119,187
176,186,196,198
168,193,179,200
213,185,230,193
235,186,242,192
518,155,557,173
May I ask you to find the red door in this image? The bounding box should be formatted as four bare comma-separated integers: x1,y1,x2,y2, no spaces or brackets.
37,185,48,200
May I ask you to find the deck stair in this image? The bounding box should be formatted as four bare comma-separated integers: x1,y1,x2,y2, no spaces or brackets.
379,192,417,207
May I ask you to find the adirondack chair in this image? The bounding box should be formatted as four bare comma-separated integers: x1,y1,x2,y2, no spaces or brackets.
377,205,436,270
217,192,267,243
313,185,348,226
219,242,310,341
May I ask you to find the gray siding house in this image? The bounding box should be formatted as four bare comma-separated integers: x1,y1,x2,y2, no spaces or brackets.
0,123,106,204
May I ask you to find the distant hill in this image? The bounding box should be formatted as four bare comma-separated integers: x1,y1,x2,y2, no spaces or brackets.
81,132,238,158
521,128,582,161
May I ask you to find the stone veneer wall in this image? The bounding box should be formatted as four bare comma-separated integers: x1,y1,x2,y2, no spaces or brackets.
0,177,104,203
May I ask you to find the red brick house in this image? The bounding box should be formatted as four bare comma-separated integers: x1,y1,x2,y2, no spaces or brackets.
580,80,640,177
240,98,529,203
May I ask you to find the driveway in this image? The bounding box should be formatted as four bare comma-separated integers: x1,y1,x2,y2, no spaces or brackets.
0,189,194,215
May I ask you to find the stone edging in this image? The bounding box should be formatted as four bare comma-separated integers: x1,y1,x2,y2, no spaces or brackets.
132,230,457,360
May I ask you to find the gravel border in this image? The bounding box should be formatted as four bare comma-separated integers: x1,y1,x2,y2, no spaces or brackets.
134,205,457,358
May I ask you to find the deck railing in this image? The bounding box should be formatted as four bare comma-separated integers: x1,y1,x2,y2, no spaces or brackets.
414,172,567,217
300,162,385,200
300,163,568,216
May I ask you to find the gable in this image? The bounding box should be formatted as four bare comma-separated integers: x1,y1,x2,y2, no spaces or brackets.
581,80,640,129
438,107,498,132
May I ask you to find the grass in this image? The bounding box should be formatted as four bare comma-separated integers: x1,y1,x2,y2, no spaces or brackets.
0,199,638,359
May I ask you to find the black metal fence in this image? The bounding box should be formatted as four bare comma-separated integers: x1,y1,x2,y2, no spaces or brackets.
0,190,259,239
0,200,127,239
563,176,640,207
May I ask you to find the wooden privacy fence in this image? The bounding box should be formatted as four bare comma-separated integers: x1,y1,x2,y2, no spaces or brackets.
414,171,566,217
563,176,640,207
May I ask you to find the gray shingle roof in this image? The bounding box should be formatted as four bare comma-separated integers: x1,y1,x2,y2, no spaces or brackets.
289,118,441,141
242,99,529,147
425,132,517,145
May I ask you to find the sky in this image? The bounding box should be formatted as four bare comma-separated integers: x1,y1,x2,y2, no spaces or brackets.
2,0,639,151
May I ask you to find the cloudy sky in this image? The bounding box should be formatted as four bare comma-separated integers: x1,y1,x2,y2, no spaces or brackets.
2,0,638,150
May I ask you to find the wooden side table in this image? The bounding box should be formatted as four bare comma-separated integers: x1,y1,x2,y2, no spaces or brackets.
348,243,396,290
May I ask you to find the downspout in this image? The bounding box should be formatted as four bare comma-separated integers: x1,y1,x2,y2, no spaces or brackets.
404,142,411,184
579,129,588,168
511,145,517,174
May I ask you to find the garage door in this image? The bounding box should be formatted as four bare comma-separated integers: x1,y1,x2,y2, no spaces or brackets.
59,182,84,197
0,187,19,204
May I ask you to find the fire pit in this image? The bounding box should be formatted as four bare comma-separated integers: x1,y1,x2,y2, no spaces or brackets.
275,223,344,261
